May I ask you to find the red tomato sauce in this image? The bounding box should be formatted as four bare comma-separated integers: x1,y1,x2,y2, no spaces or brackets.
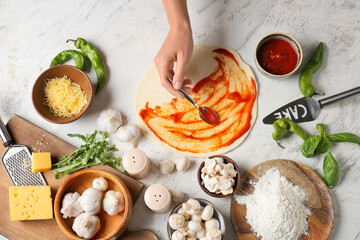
257,38,298,75
139,48,257,154
199,107,219,125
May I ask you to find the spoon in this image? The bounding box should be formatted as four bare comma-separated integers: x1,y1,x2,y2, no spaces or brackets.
166,77,220,125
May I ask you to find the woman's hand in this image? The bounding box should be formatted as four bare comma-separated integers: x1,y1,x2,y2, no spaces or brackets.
155,0,193,99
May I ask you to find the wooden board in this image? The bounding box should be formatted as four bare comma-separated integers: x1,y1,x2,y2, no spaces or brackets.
0,114,144,240
230,159,334,240
120,230,158,240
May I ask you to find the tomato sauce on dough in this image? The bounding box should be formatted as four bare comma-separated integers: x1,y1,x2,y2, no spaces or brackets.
139,48,257,154
257,38,298,75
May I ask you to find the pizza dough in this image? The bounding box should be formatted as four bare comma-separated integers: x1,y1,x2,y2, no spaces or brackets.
135,45,258,157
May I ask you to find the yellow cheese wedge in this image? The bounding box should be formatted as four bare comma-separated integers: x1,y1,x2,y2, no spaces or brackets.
32,152,52,173
9,186,53,221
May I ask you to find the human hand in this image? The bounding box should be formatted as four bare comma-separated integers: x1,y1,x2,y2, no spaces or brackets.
154,26,194,99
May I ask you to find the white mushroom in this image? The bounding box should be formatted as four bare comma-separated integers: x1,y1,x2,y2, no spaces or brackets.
171,230,187,240
60,192,84,218
186,199,201,215
203,177,219,193
159,159,175,174
204,158,216,169
199,237,207,240
206,228,222,240
72,212,101,239
220,187,233,195
201,205,214,221
188,220,201,232
187,237,196,240
217,176,232,190
172,191,185,202
78,188,102,215
169,213,185,230
96,109,123,133
173,155,190,172
191,214,202,222
212,157,224,164
205,218,220,232
187,229,196,237
196,228,206,239
177,208,191,221
92,177,108,191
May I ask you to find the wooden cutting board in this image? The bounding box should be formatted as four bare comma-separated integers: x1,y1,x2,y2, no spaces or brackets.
0,114,145,240
230,159,334,240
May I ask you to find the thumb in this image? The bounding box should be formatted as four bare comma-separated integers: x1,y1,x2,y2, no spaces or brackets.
172,58,187,90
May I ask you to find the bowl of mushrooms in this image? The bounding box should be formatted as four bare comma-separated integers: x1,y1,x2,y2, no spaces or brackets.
167,198,226,240
54,169,133,239
197,155,240,198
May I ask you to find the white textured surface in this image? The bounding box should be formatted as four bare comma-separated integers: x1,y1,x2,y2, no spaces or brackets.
0,0,359,239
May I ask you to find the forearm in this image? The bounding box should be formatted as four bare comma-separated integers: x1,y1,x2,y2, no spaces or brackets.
163,0,192,32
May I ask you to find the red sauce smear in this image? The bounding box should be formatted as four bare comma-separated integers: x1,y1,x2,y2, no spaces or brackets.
257,38,298,75
199,107,219,125
139,48,257,154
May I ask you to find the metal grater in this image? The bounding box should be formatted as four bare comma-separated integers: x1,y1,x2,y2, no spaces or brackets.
0,116,46,186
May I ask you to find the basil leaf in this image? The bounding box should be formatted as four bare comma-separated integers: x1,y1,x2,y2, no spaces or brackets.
316,123,328,138
300,135,322,158
323,152,340,188
329,132,360,146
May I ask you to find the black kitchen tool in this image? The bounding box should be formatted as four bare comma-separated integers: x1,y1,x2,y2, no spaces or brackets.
263,86,360,124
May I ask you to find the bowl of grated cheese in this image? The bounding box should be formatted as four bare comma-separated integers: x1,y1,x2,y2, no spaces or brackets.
32,65,93,124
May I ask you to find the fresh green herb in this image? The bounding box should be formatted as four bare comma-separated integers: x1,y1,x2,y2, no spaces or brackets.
323,152,340,188
52,130,126,178
329,132,360,146
300,135,322,158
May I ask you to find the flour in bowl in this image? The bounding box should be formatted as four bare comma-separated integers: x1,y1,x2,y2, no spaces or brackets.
236,167,311,240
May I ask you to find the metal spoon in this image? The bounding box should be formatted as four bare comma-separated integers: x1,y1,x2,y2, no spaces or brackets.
166,77,220,125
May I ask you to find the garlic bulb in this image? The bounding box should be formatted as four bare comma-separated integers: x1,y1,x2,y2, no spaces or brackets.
102,190,125,216
159,159,175,175
97,109,122,133
171,229,187,240
169,213,185,230
115,124,140,147
92,177,108,191
206,228,222,240
173,155,190,172
72,212,101,239
60,192,84,218
78,188,102,215
205,218,220,231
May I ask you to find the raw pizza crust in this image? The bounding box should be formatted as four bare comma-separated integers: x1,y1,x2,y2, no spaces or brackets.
135,45,258,157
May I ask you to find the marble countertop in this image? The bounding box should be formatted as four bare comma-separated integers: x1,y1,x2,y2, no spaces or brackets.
1,0,359,239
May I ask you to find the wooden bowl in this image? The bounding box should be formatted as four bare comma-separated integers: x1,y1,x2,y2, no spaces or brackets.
197,155,241,198
167,198,226,239
32,65,93,124
54,169,133,240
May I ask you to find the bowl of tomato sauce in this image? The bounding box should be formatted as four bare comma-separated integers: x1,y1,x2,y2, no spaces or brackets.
255,32,303,78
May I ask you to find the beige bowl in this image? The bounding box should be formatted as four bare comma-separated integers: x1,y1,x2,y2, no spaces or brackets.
32,65,93,124
167,198,226,239
255,32,303,79
54,169,133,240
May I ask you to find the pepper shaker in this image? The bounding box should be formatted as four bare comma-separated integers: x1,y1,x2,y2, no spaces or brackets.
144,184,172,213
122,149,151,179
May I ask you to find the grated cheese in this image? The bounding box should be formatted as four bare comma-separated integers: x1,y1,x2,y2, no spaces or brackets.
43,75,87,118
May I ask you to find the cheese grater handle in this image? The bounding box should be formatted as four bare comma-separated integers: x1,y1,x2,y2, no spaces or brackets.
0,116,14,147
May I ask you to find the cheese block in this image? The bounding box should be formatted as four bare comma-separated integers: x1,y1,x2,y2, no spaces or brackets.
32,152,52,173
9,186,53,221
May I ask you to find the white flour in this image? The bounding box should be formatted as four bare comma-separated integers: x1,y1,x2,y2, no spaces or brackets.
236,167,311,240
